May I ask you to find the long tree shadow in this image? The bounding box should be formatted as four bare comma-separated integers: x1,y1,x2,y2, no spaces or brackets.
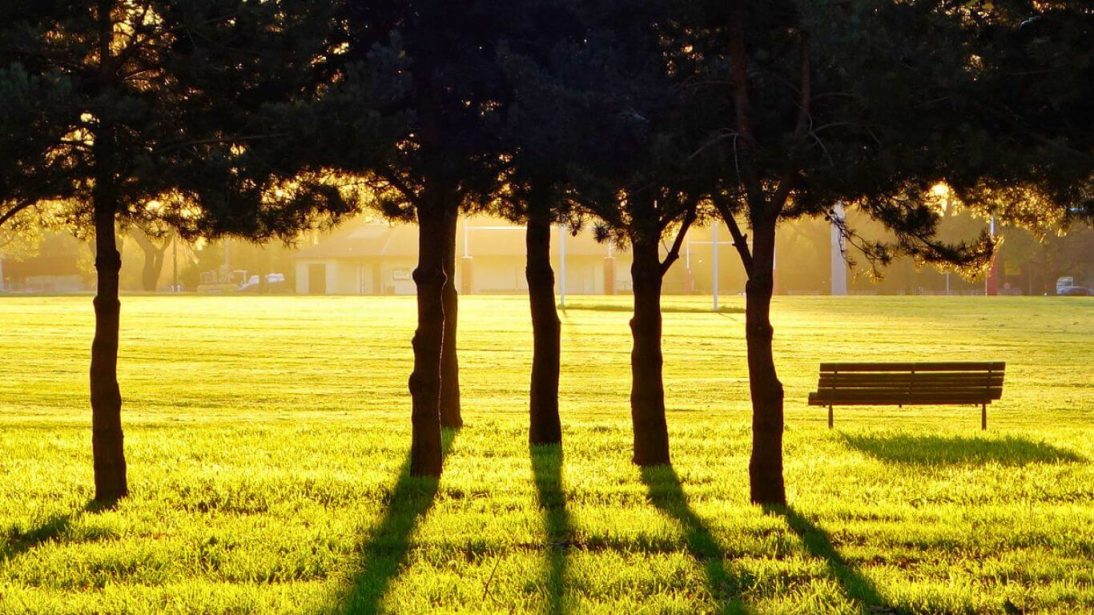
340,428,457,614
530,444,571,615
1,498,118,565
1,514,72,564
843,433,1083,467
766,506,903,615
640,467,751,614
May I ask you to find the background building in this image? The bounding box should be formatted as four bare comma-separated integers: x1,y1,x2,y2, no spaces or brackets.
292,217,639,296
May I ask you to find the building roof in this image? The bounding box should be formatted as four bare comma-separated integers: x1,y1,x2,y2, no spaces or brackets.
293,223,418,259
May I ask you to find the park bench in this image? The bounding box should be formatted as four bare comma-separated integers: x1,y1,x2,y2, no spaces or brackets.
808,362,1005,430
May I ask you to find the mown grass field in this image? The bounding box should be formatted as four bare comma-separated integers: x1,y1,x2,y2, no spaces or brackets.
0,294,1091,614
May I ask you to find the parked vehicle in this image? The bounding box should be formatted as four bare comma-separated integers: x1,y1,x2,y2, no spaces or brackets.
1059,285,1091,297
1054,276,1092,296
239,273,288,293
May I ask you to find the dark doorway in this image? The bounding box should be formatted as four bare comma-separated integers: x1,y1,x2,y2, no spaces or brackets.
308,264,327,294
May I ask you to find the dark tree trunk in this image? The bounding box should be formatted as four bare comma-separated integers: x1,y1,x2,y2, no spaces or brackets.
409,200,447,477
88,1,127,503
746,219,786,505
526,200,561,445
90,190,128,502
439,207,462,428
146,250,164,292
629,234,670,466
131,229,166,292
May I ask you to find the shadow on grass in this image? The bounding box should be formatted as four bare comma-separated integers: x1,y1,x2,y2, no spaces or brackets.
559,302,745,315
339,428,457,614
640,466,751,614
843,433,1084,466
766,506,902,614
1,515,72,563
1,498,118,564
531,444,571,615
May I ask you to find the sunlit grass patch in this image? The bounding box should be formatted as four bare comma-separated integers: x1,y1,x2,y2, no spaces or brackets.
0,295,1091,613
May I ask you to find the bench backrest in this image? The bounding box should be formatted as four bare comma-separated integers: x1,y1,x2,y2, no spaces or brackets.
813,362,1005,405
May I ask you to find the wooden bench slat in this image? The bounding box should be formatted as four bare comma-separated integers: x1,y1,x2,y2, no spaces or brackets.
810,396,996,406
813,387,1002,398
819,371,1005,378
811,387,1003,397
812,383,1005,391
819,362,1005,372
809,390,1002,403
810,396,997,403
809,383,1002,391
818,375,1005,385
810,390,1000,401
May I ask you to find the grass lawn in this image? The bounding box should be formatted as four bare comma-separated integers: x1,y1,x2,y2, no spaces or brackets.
0,294,1091,614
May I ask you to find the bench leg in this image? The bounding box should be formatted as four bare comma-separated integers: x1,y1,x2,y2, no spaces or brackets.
981,403,987,431
828,405,833,429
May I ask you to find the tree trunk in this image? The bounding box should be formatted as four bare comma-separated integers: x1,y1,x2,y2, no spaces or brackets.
148,250,164,292
526,201,562,445
629,235,670,466
129,227,167,292
746,219,786,505
90,191,128,502
439,207,462,428
409,201,447,477
142,243,165,292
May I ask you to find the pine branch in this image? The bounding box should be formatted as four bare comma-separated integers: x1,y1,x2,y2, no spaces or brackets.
378,170,421,207
712,195,754,274
0,200,35,228
659,206,697,277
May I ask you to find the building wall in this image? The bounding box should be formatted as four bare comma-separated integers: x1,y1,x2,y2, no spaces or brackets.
295,259,340,295
459,255,635,295
295,255,636,295
553,256,634,295
295,261,308,294
333,261,371,294
380,259,417,295
557,257,600,294
297,258,389,294
465,257,527,293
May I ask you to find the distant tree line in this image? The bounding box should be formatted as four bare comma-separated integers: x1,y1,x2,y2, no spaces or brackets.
1,0,1089,505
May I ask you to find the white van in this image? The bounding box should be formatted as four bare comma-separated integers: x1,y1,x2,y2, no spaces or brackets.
1056,276,1074,294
